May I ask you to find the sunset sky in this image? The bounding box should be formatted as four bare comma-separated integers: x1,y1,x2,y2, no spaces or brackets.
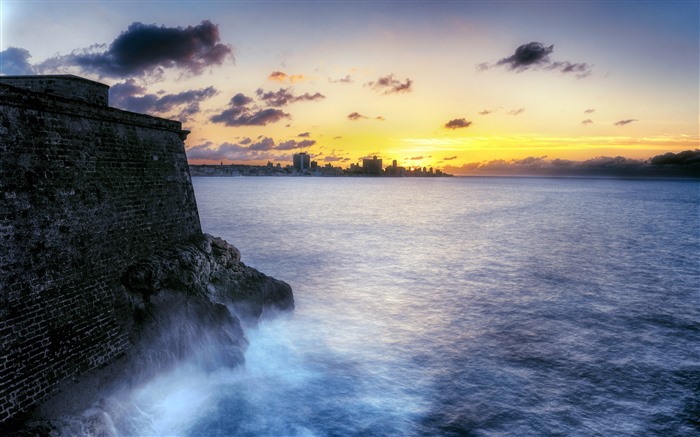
1,0,698,172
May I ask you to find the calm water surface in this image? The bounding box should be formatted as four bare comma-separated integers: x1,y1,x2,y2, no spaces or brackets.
162,177,698,436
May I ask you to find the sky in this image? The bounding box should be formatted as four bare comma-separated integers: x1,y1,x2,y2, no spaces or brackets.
1,0,698,173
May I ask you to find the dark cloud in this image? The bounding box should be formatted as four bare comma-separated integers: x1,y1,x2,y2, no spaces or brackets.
249,137,275,151
297,132,311,138
375,116,386,121
41,20,232,78
0,47,35,75
239,137,252,145
109,78,217,121
210,91,292,126
231,93,254,106
444,118,472,129
584,108,595,114
649,150,700,167
508,108,525,116
614,119,638,126
581,119,594,125
366,74,413,94
210,105,289,126
485,42,592,77
444,156,458,161
256,87,325,106
497,42,554,70
442,150,700,178
410,156,424,160
275,139,317,150
347,112,368,121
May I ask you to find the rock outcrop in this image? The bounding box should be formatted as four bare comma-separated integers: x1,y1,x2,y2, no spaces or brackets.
14,233,293,435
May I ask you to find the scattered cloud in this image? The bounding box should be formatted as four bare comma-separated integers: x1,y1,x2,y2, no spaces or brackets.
444,156,458,160
375,116,386,121
444,118,472,129
231,92,254,106
109,78,218,121
581,119,594,125
40,20,233,78
275,139,317,150
210,93,290,126
186,141,276,162
239,137,252,145
347,112,368,121
0,47,35,75
508,108,525,116
329,75,353,84
614,119,638,126
249,137,276,151
268,71,306,83
256,87,325,106
497,42,554,70
584,108,595,114
297,132,311,138
366,74,413,94
211,107,289,126
409,156,425,160
324,156,345,162
481,41,592,77
478,109,493,115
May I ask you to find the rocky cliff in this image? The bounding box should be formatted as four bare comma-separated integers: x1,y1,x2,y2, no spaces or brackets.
0,75,293,434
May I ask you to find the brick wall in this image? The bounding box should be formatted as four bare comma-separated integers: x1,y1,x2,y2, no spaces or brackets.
0,77,201,423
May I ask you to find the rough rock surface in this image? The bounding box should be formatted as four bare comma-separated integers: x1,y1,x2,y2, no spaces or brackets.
11,232,293,436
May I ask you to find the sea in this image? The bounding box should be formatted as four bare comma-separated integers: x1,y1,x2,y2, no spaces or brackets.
64,176,700,436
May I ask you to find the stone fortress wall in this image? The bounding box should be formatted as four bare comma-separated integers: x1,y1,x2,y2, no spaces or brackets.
0,75,202,424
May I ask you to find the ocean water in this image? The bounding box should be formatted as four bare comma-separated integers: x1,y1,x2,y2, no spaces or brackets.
110,177,700,436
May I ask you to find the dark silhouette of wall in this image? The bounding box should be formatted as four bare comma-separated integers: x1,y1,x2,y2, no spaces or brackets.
0,75,201,423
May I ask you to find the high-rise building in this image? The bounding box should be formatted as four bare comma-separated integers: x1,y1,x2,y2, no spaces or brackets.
362,156,383,175
293,152,310,171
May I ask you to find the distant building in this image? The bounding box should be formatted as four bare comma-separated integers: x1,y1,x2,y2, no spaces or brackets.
293,152,310,171
362,156,383,175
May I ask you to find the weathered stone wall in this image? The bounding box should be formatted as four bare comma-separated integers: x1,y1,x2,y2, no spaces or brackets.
0,75,109,107
0,77,201,424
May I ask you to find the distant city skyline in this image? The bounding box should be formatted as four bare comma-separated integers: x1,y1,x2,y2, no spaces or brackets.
1,1,697,173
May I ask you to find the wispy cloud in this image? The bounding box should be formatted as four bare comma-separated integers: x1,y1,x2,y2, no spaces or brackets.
581,119,594,125
508,108,525,116
268,71,306,83
614,119,638,126
109,78,218,122
329,75,353,84
347,112,368,121
256,87,325,106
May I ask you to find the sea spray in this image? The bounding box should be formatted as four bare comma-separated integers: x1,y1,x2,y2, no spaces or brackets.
25,234,294,436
